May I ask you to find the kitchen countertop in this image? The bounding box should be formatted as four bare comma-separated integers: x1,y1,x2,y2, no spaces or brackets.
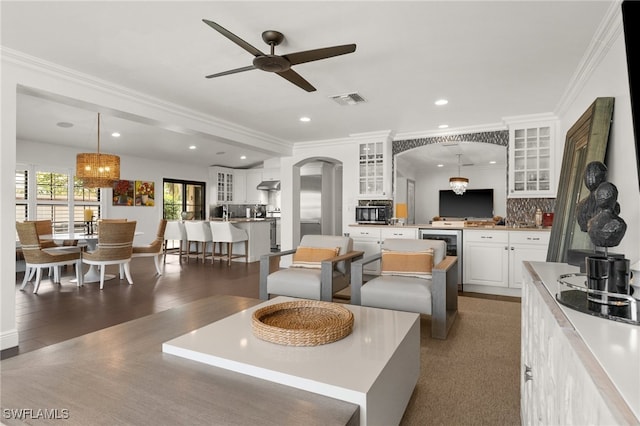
348,223,552,232
210,218,272,223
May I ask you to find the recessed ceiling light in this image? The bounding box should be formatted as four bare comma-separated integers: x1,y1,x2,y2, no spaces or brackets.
435,99,448,106
240,155,247,160
438,124,449,129
299,116,311,122
489,160,497,164
189,145,197,150
56,122,74,128
111,132,121,138
437,164,444,168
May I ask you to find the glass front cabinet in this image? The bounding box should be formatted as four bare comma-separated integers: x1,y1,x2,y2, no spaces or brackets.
507,118,558,198
355,131,393,199
209,166,234,203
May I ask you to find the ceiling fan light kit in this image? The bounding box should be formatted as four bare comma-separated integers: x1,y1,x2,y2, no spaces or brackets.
76,113,120,188
202,19,356,92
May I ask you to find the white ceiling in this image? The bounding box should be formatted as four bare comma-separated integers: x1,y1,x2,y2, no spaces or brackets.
1,1,614,169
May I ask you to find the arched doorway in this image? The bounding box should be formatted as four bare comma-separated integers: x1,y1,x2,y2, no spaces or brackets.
293,157,343,244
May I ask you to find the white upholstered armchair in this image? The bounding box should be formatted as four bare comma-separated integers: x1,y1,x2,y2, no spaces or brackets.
351,238,458,339
259,235,364,302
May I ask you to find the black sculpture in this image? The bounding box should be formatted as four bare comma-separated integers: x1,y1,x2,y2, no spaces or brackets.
587,181,627,248
576,161,608,232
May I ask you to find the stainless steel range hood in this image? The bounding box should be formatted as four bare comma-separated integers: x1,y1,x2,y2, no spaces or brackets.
256,180,281,191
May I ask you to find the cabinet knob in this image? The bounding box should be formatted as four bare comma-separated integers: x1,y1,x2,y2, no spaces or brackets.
524,364,533,382
510,247,515,250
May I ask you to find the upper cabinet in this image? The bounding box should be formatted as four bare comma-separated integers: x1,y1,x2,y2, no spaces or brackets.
505,116,558,198
209,166,234,203
355,131,393,199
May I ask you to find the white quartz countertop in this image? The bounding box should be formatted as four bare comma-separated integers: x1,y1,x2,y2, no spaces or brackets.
528,261,639,420
348,223,552,232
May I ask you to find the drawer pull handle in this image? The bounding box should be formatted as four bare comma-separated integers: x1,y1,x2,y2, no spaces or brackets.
524,365,533,382
481,236,493,239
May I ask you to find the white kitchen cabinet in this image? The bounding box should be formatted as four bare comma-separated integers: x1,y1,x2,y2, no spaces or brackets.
509,121,557,198
521,263,637,425
346,226,418,275
357,137,392,199
261,167,280,181
244,170,264,204
508,231,550,289
464,230,509,287
347,226,381,274
380,227,417,240
209,167,234,203
507,118,558,198
464,229,549,290
233,169,246,204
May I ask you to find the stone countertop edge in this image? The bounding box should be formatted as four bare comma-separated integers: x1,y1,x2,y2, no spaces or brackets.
348,224,552,231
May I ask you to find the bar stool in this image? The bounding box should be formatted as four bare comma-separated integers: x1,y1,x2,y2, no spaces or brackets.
184,221,213,263
163,221,187,264
210,221,249,266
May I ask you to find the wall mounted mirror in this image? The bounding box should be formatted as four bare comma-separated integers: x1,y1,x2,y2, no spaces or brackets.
547,97,614,262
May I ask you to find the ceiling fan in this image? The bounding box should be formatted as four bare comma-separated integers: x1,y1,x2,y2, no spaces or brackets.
202,19,356,92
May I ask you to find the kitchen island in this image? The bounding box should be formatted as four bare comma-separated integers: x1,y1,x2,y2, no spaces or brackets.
211,218,271,262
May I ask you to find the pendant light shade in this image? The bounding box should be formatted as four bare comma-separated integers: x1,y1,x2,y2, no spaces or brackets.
449,154,469,195
76,113,120,188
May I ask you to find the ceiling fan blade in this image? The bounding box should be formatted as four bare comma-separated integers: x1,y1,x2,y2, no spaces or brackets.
202,19,265,57
205,65,256,79
283,44,356,66
276,69,316,92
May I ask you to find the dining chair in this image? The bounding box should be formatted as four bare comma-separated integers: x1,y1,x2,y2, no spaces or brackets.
82,221,137,290
184,221,213,263
132,219,167,275
16,221,84,293
209,221,249,266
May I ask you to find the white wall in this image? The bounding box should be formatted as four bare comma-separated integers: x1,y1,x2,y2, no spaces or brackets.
17,139,210,245
557,21,639,265
413,164,507,223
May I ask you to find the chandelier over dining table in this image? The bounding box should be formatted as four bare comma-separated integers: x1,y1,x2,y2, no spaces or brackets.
76,113,120,188
449,154,469,195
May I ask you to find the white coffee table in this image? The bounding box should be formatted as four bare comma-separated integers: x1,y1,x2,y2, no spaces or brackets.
163,296,420,426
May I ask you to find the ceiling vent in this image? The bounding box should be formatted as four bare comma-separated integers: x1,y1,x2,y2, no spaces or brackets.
330,92,366,106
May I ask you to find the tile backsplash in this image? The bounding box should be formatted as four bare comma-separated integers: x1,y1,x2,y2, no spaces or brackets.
507,198,555,224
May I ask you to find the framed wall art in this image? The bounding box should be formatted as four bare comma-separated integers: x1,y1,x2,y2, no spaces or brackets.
112,180,134,206
135,180,155,206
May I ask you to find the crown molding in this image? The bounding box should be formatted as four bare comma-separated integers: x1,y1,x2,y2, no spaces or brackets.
554,0,623,117
1,47,293,154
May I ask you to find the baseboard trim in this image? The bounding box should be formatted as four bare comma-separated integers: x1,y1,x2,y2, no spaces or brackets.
1,328,19,351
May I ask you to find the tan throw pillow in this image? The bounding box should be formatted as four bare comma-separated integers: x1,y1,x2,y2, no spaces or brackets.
381,249,434,278
291,246,341,269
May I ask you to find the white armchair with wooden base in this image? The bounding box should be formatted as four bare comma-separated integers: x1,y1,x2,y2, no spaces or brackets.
259,235,363,302
351,238,458,339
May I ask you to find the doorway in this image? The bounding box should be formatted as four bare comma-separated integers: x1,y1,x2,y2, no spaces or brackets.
294,158,343,243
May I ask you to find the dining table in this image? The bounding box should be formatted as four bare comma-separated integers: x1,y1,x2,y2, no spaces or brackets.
42,232,142,284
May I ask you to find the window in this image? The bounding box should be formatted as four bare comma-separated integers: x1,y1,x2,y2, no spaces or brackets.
15,166,101,234
163,179,206,220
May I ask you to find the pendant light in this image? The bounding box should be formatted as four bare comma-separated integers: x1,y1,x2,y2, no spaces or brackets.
76,113,120,188
449,154,469,195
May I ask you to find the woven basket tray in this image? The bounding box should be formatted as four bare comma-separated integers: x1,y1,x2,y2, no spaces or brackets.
252,300,354,346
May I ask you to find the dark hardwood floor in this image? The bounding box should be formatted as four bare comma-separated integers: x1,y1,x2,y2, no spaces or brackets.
6,253,519,360
7,253,261,358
